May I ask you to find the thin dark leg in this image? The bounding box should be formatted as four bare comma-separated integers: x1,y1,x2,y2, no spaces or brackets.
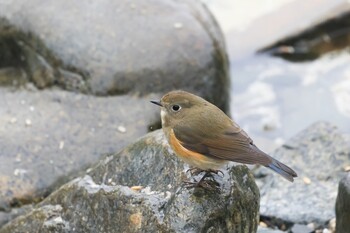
183,170,223,190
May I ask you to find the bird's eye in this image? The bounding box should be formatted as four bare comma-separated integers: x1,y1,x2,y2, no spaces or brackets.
171,104,181,112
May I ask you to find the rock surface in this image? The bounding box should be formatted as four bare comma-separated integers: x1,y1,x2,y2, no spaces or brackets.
0,89,160,218
0,0,231,227
0,0,229,111
0,130,260,233
336,172,350,233
254,122,350,224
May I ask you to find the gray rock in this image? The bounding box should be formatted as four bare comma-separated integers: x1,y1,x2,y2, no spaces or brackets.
0,0,232,228
257,226,284,233
290,224,313,233
0,89,159,224
255,122,350,224
336,172,350,233
0,0,229,112
0,130,260,233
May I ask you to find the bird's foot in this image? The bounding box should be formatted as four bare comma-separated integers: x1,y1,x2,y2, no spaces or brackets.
183,179,219,191
207,169,224,178
186,167,204,176
185,168,224,177
183,170,221,190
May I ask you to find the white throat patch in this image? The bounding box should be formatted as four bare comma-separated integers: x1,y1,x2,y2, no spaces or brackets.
160,109,166,125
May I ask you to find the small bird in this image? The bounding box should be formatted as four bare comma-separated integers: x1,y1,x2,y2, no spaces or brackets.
151,90,297,185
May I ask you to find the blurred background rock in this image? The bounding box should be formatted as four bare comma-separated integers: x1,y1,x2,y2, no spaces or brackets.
202,0,350,232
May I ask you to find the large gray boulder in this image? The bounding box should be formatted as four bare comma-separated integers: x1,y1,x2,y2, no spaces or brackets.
0,130,260,233
336,172,350,233
0,0,229,111
255,122,350,224
0,0,230,227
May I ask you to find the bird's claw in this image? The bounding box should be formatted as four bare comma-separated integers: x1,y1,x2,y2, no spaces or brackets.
186,168,224,178
183,179,219,191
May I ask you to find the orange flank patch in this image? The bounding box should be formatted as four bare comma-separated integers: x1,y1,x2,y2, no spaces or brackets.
169,129,225,170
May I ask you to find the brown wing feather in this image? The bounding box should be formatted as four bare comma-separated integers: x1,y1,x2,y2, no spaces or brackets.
173,124,272,166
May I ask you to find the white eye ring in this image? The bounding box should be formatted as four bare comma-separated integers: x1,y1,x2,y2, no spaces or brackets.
171,104,181,112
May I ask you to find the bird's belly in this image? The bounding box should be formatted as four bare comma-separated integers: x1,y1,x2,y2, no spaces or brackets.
168,129,226,170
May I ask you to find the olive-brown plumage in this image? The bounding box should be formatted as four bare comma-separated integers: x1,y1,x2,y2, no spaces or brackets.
151,90,297,182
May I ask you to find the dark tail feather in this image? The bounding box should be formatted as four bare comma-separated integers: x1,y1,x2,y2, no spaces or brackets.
266,158,298,182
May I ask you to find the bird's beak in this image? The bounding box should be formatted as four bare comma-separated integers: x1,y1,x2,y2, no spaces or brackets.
150,100,163,107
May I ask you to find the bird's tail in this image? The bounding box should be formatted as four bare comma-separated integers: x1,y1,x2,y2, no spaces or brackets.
266,158,298,182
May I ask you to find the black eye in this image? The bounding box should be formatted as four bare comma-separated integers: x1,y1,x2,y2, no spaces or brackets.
171,104,181,112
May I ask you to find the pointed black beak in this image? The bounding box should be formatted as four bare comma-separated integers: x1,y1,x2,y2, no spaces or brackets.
150,100,163,107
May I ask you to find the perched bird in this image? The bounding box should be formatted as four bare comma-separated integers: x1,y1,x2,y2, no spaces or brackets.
151,90,297,185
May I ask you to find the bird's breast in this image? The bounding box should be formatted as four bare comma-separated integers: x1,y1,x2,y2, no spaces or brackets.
168,129,226,170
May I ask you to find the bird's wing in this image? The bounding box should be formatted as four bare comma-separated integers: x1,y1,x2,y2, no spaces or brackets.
173,124,272,166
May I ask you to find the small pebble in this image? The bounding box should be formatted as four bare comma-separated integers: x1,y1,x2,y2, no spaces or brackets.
307,222,316,230
343,165,350,172
165,191,171,199
29,106,35,111
131,186,143,191
292,224,312,233
142,186,155,195
303,177,311,185
15,154,21,163
328,218,336,232
59,141,65,150
25,119,32,126
259,222,267,227
117,126,126,133
173,22,183,29
9,118,17,124
13,168,27,176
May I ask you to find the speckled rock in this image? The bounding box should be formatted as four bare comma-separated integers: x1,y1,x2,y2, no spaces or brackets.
336,172,350,233
254,122,350,224
0,89,160,225
0,130,260,233
0,0,229,112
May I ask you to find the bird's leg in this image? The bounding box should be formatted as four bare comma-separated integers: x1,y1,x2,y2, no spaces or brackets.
186,167,205,176
183,170,222,190
207,169,224,178
186,168,224,177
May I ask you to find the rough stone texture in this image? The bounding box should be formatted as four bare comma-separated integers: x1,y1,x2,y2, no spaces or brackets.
0,130,260,233
254,122,350,224
0,0,230,112
0,0,231,227
336,172,350,233
0,89,160,223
